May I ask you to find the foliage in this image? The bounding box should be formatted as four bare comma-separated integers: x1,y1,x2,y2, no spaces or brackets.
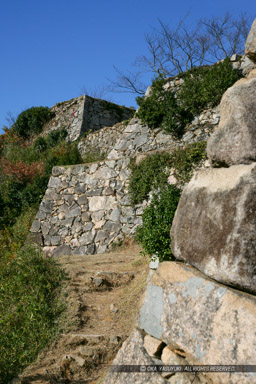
136,59,239,137
136,78,192,138
129,142,206,206
129,152,172,205
12,106,54,139
179,59,240,115
136,185,181,260
0,129,82,228
0,245,66,383
170,141,207,183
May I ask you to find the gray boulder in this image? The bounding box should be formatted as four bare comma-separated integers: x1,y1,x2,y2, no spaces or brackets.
245,18,256,62
139,262,256,384
171,163,256,293
104,329,167,384
207,72,256,166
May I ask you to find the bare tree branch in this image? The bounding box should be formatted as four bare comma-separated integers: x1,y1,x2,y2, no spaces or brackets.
109,12,252,96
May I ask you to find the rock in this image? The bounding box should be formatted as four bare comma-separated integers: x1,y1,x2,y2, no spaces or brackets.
27,233,44,246
143,335,165,357
95,230,109,242
104,329,167,384
207,73,256,166
80,232,95,245
48,176,61,188
52,244,71,257
161,346,186,365
245,18,256,62
89,196,116,211
81,212,91,222
30,220,41,232
109,207,121,222
171,163,256,293
139,262,256,384
66,206,81,218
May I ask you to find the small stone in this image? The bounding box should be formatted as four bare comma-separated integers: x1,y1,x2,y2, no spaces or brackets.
81,212,91,222
95,230,109,242
110,303,119,313
30,220,41,233
58,212,66,220
143,335,165,357
77,195,88,205
51,236,61,246
161,346,186,365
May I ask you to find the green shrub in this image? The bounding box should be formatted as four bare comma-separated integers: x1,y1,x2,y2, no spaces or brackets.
170,141,207,183
136,60,240,138
136,78,191,138
136,185,181,260
46,128,68,147
0,245,66,383
13,106,54,139
129,152,172,205
179,59,240,115
129,142,206,206
33,136,48,152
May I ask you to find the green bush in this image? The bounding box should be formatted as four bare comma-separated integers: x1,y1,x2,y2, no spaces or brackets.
136,185,181,260
13,106,54,139
129,152,172,205
46,128,68,147
136,60,240,138
129,142,207,206
0,245,66,383
136,78,191,138
33,136,48,152
170,141,207,183
179,59,240,115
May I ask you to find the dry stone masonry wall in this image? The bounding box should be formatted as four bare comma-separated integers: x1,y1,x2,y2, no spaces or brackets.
43,95,133,142
31,159,144,257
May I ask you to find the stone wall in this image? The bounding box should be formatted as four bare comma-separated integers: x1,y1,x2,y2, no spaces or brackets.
30,158,144,257
43,95,133,142
78,107,219,161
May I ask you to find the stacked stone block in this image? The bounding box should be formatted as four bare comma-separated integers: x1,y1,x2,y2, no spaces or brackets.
44,95,133,142
31,159,143,256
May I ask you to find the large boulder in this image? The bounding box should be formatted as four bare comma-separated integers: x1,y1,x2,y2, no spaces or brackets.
104,328,168,384
170,163,256,293
139,262,256,384
207,71,256,166
245,18,256,62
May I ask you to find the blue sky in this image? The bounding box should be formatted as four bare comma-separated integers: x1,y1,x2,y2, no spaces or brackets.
0,0,255,133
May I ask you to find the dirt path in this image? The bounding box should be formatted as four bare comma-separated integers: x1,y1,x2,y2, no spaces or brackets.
18,243,149,384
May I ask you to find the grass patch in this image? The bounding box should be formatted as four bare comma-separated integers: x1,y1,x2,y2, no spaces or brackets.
0,245,66,383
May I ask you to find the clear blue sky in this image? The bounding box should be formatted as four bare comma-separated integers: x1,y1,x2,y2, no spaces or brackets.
0,0,255,133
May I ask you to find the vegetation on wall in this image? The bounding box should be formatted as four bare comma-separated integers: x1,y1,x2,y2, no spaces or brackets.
130,142,207,259
136,185,181,260
179,59,240,115
129,141,207,206
136,59,240,138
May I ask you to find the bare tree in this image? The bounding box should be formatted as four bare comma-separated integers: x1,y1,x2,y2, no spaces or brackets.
201,12,250,60
110,12,252,96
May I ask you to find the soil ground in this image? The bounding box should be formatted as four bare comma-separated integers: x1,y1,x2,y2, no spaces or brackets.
17,241,149,384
